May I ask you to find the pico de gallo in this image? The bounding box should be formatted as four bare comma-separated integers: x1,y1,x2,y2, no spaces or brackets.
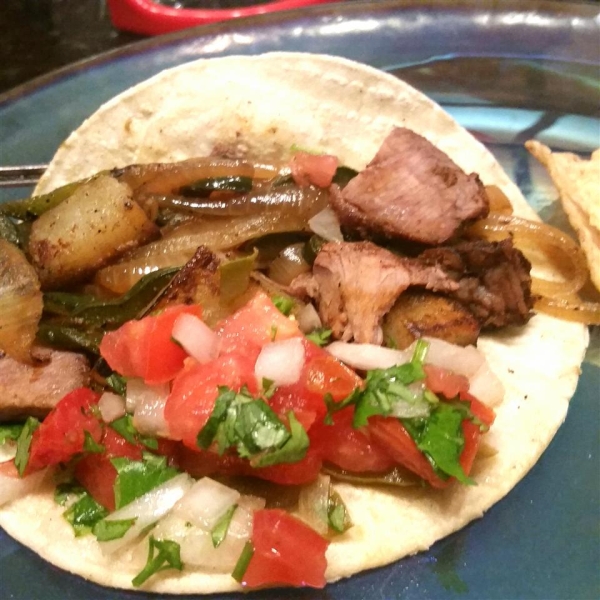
0,291,496,590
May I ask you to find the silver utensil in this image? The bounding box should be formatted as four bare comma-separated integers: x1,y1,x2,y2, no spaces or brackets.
0,165,48,188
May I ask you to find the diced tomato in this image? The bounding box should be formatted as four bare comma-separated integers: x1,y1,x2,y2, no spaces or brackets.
368,416,449,489
242,509,329,589
303,347,362,402
164,354,258,449
311,407,395,473
74,428,143,511
217,292,301,358
253,447,322,485
461,391,496,429
290,152,339,188
458,392,496,477
269,340,359,429
424,364,470,398
176,445,248,479
27,388,102,473
99,304,202,384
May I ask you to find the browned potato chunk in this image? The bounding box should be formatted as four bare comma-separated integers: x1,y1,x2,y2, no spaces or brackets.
382,290,480,349
28,175,158,288
152,246,258,326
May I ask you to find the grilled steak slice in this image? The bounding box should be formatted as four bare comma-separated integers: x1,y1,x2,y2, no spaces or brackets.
329,127,489,245
290,241,458,344
0,347,90,421
419,238,534,327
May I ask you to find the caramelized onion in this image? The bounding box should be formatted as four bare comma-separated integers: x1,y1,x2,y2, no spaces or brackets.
0,240,43,362
469,214,600,323
114,158,281,196
484,185,514,215
469,214,589,298
94,251,192,294
268,243,311,286
534,296,600,325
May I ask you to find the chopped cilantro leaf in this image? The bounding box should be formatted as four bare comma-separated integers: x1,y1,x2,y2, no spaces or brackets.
231,541,254,582
270,324,278,341
93,518,137,541
251,411,308,468
14,417,40,476
402,403,473,485
83,431,105,453
54,481,86,507
132,537,183,587
111,453,180,509
0,423,24,445
106,373,127,396
305,328,332,347
211,504,237,548
110,414,158,450
260,378,276,399
272,295,294,316
63,492,108,536
198,388,309,467
327,489,352,534
352,362,427,427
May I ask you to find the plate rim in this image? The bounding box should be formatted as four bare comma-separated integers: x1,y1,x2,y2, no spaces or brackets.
0,0,598,108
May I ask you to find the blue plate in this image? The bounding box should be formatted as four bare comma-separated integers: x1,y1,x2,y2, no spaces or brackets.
1,1,598,598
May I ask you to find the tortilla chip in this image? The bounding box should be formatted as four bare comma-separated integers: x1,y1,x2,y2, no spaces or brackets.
525,140,600,292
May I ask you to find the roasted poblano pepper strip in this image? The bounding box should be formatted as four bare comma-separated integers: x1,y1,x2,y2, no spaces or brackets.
0,213,22,247
0,175,102,220
218,249,258,303
43,267,180,328
179,176,254,197
36,324,104,355
303,234,327,265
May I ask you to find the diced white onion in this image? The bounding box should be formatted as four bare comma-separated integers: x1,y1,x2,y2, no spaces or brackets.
296,302,322,333
126,378,170,437
298,474,330,535
328,338,503,407
0,467,47,507
100,473,193,554
467,361,505,407
98,392,126,423
326,341,411,371
0,441,17,463
255,337,305,386
172,313,220,364
173,477,240,531
416,337,484,378
154,491,264,571
308,207,344,242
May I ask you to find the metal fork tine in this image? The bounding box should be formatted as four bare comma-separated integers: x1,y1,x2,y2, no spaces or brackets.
0,165,48,188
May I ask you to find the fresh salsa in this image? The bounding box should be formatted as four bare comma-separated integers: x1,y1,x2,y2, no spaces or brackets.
0,292,495,589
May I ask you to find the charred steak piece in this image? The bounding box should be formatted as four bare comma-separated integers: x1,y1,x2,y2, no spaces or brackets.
290,241,458,344
329,127,489,245
0,347,90,421
419,238,534,327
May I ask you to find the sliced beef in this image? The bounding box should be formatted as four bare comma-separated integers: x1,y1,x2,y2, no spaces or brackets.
290,241,457,344
419,238,533,327
0,347,90,421
329,127,489,245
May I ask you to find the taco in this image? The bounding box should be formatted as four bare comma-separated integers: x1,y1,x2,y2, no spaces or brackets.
0,53,589,594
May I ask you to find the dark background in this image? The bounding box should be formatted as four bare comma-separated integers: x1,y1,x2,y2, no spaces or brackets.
1,0,597,95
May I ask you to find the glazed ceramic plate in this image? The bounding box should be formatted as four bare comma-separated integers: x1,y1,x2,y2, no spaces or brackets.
0,1,598,598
